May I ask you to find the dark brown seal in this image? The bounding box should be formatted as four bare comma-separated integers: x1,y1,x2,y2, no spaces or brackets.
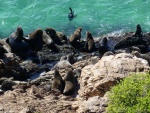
42,31,59,53
135,24,142,38
51,69,64,93
132,51,150,65
45,28,67,45
98,37,110,56
85,31,96,52
27,29,43,51
63,68,75,95
6,26,29,53
67,53,76,64
69,27,82,47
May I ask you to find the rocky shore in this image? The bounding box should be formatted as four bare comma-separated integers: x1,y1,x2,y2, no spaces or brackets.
0,25,150,113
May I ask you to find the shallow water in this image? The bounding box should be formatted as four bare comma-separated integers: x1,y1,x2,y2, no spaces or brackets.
0,0,150,38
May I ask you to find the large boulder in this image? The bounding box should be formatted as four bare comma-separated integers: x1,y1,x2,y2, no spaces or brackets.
75,53,149,112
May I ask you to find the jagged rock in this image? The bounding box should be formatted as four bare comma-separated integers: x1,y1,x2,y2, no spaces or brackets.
73,95,109,113
114,36,149,53
78,53,149,99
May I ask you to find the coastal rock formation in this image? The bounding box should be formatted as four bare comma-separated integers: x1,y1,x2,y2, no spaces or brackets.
78,53,149,98
1,30,150,113
75,53,149,112
114,36,149,53
0,52,149,113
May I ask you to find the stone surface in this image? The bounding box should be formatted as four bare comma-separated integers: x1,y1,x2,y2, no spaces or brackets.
1,31,150,113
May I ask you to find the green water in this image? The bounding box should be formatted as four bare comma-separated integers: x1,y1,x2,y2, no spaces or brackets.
0,0,150,38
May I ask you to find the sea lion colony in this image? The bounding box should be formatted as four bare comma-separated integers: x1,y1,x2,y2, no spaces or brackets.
0,24,150,95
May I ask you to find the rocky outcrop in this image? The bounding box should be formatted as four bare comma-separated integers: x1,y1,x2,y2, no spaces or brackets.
75,53,149,112
1,30,150,113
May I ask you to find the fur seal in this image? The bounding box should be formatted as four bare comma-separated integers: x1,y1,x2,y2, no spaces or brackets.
6,26,29,53
63,68,75,95
98,37,110,56
68,7,77,20
52,60,72,70
45,28,67,45
42,31,59,53
27,29,43,51
135,24,142,38
85,31,96,52
67,53,76,64
69,27,82,47
51,69,64,93
132,51,150,65
60,53,76,64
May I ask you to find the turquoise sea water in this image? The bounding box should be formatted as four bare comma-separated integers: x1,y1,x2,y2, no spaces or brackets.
0,0,150,38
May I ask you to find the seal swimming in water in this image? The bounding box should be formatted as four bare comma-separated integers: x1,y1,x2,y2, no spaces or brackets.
6,26,29,53
68,7,77,20
69,27,82,48
51,69,64,93
85,31,96,53
63,68,75,95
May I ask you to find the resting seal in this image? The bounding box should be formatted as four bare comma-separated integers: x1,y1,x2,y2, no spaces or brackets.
45,28,67,45
51,69,64,93
98,37,110,56
6,26,29,53
63,68,75,95
27,29,43,51
135,24,142,38
132,51,150,65
69,27,82,48
85,31,96,52
42,31,59,53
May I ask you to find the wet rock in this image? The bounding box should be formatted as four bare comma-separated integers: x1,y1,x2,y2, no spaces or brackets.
114,36,149,53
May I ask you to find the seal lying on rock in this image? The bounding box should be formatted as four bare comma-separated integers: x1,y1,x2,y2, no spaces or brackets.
6,26,29,53
42,31,59,53
26,29,43,51
51,69,64,93
69,27,82,48
132,51,150,65
60,53,76,64
63,68,75,95
85,31,96,53
45,28,67,45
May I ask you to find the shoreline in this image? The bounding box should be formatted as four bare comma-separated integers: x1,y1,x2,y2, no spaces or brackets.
0,26,150,112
